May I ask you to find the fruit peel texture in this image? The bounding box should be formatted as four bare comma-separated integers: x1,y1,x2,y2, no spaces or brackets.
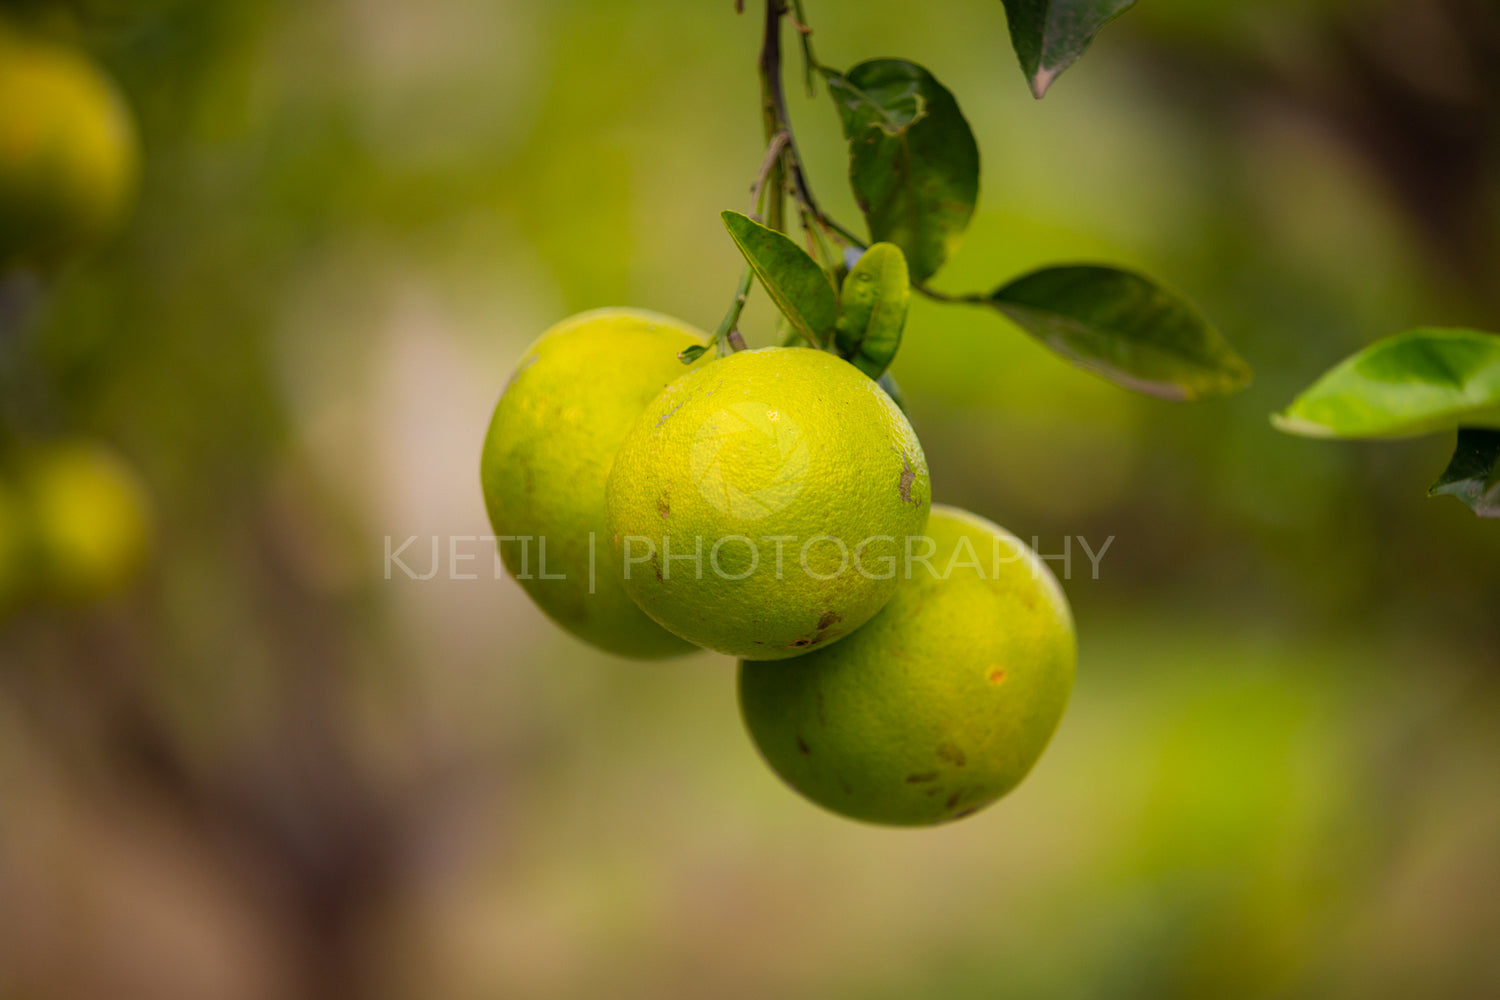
739,505,1076,825
480,308,707,659
607,347,931,660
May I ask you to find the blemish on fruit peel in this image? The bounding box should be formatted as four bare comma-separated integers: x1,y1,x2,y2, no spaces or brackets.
936,742,966,766
656,398,689,428
898,451,917,503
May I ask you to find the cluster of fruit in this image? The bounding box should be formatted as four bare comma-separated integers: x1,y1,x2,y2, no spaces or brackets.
481,310,1077,826
0,21,151,616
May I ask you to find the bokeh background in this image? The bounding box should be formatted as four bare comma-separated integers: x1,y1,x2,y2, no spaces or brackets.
3,0,1500,997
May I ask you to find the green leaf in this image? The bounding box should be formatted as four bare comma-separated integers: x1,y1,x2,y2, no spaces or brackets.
1273,329,1500,439
988,264,1252,400
721,210,838,349
678,344,710,364
1429,429,1500,519
1000,0,1136,98
823,60,979,284
834,243,909,380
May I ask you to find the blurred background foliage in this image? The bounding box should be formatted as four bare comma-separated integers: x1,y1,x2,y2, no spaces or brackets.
2,0,1499,998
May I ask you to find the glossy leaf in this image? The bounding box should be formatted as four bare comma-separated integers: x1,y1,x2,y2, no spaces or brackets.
1000,0,1136,98
776,314,810,349
1429,429,1500,519
834,243,909,380
721,211,838,349
988,264,1252,400
1273,329,1500,439
824,60,979,284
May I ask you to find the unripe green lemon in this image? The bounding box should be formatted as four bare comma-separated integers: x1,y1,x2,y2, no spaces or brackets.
23,441,152,602
739,505,1075,825
480,308,709,659
0,25,139,267
606,347,931,660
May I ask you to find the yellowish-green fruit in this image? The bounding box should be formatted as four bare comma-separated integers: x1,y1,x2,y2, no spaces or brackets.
606,347,931,660
739,505,1075,825
24,442,152,602
0,25,140,267
480,308,709,659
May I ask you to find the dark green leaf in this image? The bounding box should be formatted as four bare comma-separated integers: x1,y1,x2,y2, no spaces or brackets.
775,314,810,349
721,210,838,349
823,60,979,284
1429,429,1500,518
1000,0,1136,98
988,264,1251,400
834,243,909,380
1273,329,1500,439
678,344,710,364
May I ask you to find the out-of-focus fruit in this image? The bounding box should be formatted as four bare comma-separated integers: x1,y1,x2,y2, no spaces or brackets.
0,24,140,267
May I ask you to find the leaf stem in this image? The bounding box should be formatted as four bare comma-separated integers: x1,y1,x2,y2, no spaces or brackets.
755,5,865,258
746,2,991,341
749,130,791,219
789,0,817,96
759,0,788,234
912,284,986,305
759,2,826,240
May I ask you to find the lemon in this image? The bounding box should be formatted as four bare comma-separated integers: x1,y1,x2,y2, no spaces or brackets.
480,308,709,659
738,505,1075,825
606,346,931,660
23,441,153,602
0,25,139,267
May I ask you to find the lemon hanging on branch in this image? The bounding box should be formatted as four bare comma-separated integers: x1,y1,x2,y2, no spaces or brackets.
739,505,1076,826
606,346,931,660
480,309,710,660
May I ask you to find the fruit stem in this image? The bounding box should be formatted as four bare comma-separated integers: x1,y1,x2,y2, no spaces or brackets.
752,1,991,308
749,130,790,220
758,0,788,235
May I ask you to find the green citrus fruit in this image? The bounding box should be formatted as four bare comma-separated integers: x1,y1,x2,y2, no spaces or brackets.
23,441,152,602
0,25,139,267
738,504,1075,825
480,308,709,659
606,346,931,660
